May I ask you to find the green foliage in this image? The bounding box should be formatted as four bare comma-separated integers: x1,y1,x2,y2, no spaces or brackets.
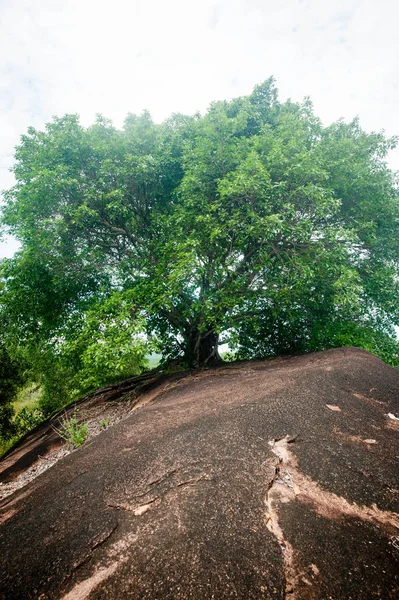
13,382,42,412
62,292,150,394
5,292,152,417
0,345,24,406
54,410,88,448
0,403,15,440
220,350,237,363
13,406,44,436
0,79,398,374
0,398,44,457
309,321,399,368
37,356,77,416
0,344,28,438
40,292,148,415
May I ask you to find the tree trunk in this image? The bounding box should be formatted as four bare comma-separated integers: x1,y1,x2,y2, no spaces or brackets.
184,328,222,367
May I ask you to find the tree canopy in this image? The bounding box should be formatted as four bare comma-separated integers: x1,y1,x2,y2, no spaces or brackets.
1,78,399,412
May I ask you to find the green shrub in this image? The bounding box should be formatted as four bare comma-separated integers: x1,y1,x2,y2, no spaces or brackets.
54,410,88,448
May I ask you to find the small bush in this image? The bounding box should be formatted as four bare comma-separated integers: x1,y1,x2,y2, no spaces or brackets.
54,410,88,448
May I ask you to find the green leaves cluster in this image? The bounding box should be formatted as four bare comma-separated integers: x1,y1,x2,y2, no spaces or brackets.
60,292,149,396
18,292,150,416
1,77,398,407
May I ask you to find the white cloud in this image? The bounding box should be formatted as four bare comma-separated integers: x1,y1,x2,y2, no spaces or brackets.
1,0,399,258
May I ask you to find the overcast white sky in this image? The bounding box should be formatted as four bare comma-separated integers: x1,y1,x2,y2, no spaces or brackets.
1,0,399,258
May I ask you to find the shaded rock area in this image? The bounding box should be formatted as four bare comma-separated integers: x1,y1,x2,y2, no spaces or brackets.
0,347,398,599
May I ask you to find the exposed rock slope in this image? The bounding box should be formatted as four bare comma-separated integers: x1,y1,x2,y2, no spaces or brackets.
0,347,398,599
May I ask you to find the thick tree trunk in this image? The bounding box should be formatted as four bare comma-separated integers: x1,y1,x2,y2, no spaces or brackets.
184,328,222,367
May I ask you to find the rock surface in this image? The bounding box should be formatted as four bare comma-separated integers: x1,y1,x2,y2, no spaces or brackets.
0,347,398,599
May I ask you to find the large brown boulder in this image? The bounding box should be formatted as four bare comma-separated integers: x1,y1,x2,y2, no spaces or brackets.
0,347,398,599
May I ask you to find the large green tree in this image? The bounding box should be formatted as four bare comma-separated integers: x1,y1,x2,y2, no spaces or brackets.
1,79,399,374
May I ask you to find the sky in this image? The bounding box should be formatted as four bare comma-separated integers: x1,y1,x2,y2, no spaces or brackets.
1,0,399,258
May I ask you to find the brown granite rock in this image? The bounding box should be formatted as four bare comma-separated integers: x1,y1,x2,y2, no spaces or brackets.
0,347,398,599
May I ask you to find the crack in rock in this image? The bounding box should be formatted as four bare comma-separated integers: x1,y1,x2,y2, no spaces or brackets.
147,469,178,488
104,472,214,519
177,474,213,488
90,523,119,550
105,496,161,515
264,437,298,598
105,470,213,517
265,435,399,599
